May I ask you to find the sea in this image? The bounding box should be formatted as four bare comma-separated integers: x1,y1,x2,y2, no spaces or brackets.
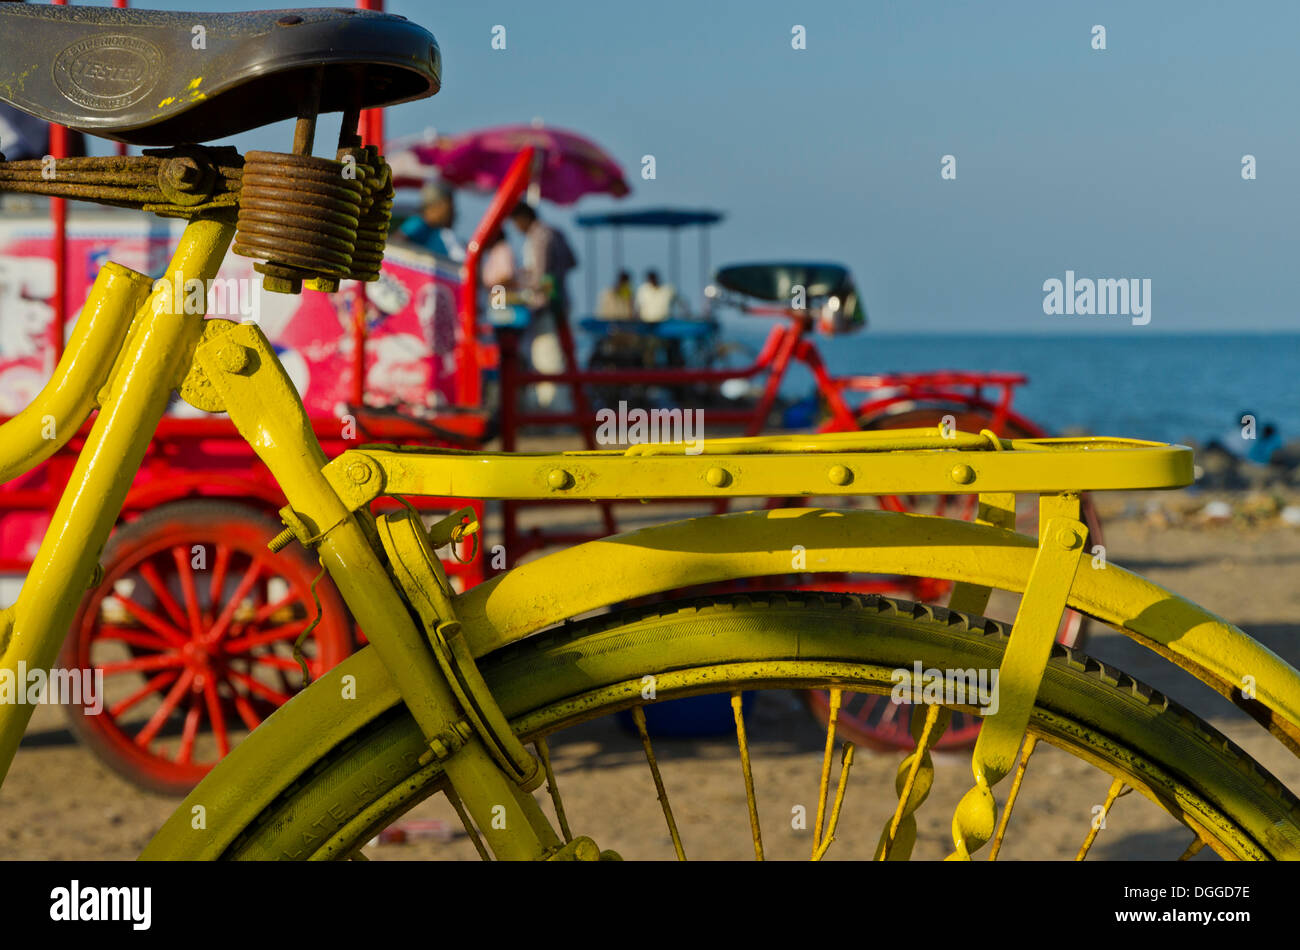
717,329,1299,448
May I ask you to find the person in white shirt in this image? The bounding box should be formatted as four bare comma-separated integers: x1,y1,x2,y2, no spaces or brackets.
634,270,677,322
596,270,635,319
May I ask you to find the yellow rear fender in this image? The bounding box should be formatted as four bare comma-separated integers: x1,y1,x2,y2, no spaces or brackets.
456,508,1300,754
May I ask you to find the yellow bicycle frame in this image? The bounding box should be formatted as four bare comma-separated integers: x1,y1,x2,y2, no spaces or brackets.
0,218,233,782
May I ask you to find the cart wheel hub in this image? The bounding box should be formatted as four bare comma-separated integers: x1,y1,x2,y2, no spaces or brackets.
181,640,212,667
63,501,354,793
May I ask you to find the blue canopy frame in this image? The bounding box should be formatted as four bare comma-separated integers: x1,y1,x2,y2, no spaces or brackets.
575,208,724,228
573,206,724,315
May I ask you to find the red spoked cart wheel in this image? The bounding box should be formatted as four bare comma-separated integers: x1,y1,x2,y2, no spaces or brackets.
59,500,352,794
803,405,1103,751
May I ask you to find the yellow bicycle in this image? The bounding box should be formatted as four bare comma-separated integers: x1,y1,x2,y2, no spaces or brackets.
1,5,1298,861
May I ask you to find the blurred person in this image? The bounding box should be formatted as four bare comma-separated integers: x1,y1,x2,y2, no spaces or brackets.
1207,411,1276,461
508,201,578,409
596,269,634,319
398,180,465,261
1247,422,1282,466
480,228,515,289
635,269,677,322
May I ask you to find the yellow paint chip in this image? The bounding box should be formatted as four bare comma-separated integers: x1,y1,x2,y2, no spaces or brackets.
187,77,203,90
158,96,177,107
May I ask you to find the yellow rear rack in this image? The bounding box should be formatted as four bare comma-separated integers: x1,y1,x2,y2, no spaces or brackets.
323,427,1194,508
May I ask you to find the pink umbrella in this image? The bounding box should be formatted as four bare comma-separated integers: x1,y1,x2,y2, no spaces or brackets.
405,124,630,205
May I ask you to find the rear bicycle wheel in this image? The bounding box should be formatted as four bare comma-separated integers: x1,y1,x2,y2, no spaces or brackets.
187,592,1300,861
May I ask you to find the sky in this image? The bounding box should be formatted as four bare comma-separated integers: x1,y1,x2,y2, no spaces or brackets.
57,1,1300,332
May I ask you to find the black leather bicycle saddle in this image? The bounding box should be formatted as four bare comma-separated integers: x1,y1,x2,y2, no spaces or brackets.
0,6,439,146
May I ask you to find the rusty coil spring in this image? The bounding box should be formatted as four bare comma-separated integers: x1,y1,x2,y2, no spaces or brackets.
342,145,395,282
234,150,364,292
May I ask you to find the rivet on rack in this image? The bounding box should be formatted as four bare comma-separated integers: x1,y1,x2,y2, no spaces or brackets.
950,463,976,485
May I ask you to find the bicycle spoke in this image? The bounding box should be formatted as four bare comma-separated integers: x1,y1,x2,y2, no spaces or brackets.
134,668,195,748
108,669,180,719
99,652,185,677
171,545,205,637
989,734,1038,861
136,560,191,635
879,702,946,861
207,543,231,614
203,676,230,757
812,687,842,857
534,738,574,844
222,619,312,655
94,624,174,652
112,593,188,647
241,653,303,674
224,668,292,706
877,698,902,727
1076,778,1130,861
271,657,296,696
227,687,262,732
250,589,299,626
176,692,203,765
204,558,264,645
445,786,491,861
730,692,763,860
812,742,855,861
629,707,686,861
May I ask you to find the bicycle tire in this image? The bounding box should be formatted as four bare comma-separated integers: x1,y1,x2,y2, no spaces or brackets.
160,592,1300,861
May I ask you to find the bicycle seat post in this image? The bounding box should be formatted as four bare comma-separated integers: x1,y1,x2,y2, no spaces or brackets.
291,66,324,157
